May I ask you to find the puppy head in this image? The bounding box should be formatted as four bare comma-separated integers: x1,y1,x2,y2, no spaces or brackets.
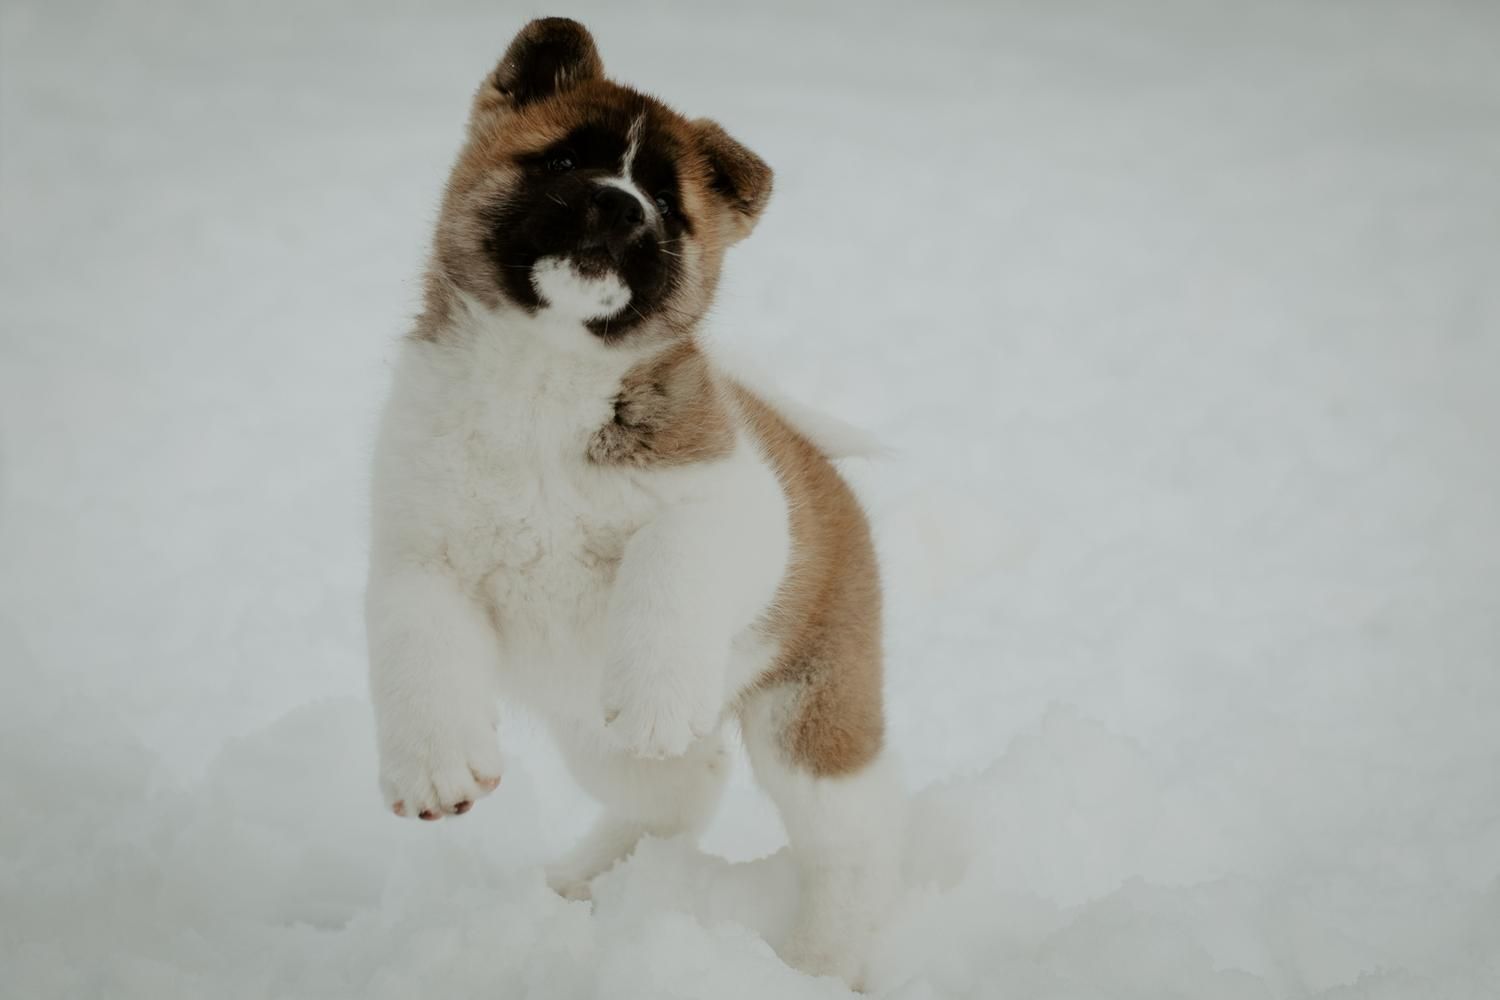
430,18,772,344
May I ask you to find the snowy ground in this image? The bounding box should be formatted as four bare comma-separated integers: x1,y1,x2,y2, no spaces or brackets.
3,0,1499,997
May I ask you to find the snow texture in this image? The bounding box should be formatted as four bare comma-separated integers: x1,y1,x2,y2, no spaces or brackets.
2,0,1499,997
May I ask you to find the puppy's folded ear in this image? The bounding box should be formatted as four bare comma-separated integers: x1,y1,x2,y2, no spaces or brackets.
694,119,773,243
474,18,603,121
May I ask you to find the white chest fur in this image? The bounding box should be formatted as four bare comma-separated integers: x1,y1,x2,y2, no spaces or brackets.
371,315,670,717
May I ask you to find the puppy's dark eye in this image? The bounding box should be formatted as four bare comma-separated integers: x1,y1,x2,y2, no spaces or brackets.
654,193,673,216
547,154,575,173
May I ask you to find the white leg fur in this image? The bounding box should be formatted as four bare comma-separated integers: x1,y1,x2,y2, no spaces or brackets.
600,444,788,759
366,566,507,817
546,726,730,897
742,689,904,987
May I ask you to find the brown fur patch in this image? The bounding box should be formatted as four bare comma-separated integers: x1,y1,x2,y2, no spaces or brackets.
735,387,886,777
588,343,735,467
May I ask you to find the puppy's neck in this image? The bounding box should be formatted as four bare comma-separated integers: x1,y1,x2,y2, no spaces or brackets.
403,291,731,470
427,291,688,392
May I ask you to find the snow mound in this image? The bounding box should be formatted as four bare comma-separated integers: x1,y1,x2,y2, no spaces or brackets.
3,671,1494,998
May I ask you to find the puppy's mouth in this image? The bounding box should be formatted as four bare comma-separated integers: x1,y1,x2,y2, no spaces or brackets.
530,252,632,322
485,190,673,337
569,241,618,278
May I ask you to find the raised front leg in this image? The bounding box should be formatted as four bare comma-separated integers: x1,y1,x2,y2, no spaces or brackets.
366,565,506,820
601,452,789,759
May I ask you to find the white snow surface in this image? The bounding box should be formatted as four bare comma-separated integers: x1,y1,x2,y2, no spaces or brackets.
3,1,1499,997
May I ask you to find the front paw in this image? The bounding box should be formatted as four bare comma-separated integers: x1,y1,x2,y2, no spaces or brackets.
377,715,505,821
600,659,723,759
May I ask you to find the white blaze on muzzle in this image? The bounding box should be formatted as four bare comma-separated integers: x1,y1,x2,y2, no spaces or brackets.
530,256,631,320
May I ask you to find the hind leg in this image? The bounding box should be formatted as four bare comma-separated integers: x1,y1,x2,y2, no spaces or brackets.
741,684,904,987
545,725,730,899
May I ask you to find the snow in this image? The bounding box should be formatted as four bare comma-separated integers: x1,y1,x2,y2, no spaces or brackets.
2,0,1498,996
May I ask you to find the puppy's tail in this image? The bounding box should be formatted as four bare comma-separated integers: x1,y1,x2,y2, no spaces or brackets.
710,346,888,461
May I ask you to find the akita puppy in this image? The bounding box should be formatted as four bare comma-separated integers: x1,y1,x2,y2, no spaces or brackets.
366,18,901,985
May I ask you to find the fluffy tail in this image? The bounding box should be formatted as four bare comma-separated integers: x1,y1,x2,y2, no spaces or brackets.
711,347,887,460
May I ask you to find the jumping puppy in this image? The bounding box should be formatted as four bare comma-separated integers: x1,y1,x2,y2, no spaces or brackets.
366,18,901,985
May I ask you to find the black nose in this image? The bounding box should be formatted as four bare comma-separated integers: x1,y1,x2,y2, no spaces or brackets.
592,185,645,230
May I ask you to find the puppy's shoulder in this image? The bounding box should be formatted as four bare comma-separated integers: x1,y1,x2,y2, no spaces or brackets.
587,342,736,468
